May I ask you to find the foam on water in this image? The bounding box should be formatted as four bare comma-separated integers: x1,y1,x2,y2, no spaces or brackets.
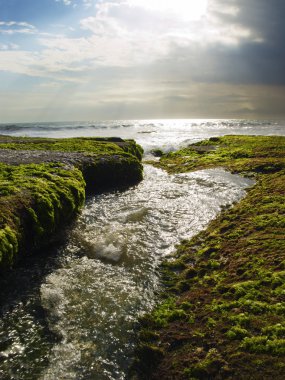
0,118,276,378
0,119,284,154
38,166,254,379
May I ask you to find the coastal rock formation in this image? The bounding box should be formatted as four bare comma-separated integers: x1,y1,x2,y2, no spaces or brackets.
0,136,143,270
133,135,285,380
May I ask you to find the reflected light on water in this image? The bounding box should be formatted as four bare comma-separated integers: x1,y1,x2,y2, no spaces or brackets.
39,166,254,379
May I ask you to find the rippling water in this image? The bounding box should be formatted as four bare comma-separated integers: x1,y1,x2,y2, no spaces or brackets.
0,164,254,379
0,119,284,154
1,119,277,378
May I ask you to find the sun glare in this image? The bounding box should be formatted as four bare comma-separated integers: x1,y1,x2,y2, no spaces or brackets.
128,0,208,20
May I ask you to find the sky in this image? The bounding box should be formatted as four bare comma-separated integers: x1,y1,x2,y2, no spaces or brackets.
0,0,285,122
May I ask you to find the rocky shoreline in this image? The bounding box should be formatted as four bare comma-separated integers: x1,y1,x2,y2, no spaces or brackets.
0,136,143,270
133,135,285,379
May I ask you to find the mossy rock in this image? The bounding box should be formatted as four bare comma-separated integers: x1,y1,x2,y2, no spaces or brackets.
135,135,285,379
151,135,285,175
0,136,143,270
0,162,86,270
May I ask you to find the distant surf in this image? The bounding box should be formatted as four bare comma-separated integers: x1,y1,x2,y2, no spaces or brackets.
1,119,284,155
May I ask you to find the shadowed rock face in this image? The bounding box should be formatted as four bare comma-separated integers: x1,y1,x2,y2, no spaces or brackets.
0,149,143,191
0,136,143,270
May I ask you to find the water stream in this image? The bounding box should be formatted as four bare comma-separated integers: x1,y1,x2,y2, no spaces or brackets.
0,164,254,379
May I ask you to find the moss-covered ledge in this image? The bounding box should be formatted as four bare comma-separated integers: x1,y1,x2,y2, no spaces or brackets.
132,135,285,380
0,136,143,270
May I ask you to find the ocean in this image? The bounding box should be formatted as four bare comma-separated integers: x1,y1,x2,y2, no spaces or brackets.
0,119,284,380
1,119,285,154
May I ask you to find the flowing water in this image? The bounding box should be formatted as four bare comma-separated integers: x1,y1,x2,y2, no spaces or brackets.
0,119,283,379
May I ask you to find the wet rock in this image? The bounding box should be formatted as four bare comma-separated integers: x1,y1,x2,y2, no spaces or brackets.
150,149,164,157
0,136,143,270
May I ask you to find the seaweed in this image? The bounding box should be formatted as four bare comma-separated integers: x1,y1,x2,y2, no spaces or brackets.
133,135,285,379
0,162,85,268
0,136,143,269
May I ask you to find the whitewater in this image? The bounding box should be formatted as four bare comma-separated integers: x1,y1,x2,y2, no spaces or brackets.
0,119,284,379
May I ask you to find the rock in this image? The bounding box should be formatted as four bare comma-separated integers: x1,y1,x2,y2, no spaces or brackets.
150,149,164,157
0,136,143,270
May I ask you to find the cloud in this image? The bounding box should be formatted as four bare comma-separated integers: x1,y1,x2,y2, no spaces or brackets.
0,42,19,50
0,21,37,35
1,0,285,120
55,0,73,5
204,0,285,84
1,0,284,86
0,1,275,78
55,0,94,8
80,0,255,48
74,0,261,71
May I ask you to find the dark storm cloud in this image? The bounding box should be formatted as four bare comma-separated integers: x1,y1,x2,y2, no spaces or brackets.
1,0,285,120
134,0,285,88
204,0,285,85
228,0,285,40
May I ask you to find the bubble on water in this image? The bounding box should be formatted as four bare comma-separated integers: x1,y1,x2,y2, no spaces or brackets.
124,207,149,223
1,165,254,380
41,342,81,380
38,166,254,379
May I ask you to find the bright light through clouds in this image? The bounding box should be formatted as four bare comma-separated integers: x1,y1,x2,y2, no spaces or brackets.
0,0,285,122
127,0,208,20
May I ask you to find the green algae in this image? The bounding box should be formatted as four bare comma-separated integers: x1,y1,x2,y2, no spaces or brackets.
0,135,143,160
134,135,285,379
0,162,85,269
0,226,18,267
150,135,285,175
0,136,143,269
81,154,143,192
